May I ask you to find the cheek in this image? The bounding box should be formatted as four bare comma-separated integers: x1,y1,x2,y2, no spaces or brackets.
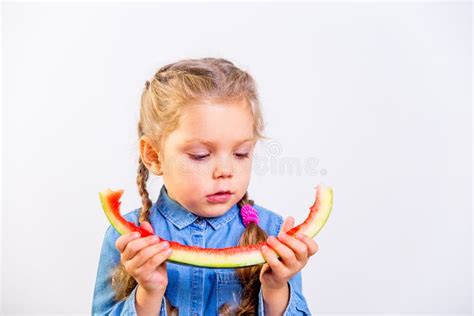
163,160,208,197
234,157,253,176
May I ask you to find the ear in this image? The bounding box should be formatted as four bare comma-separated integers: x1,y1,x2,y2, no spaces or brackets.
139,135,163,176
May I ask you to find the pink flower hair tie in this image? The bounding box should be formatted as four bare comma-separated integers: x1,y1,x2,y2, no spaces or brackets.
240,204,259,227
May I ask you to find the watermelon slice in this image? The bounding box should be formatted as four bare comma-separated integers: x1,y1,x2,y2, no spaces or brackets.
99,184,333,268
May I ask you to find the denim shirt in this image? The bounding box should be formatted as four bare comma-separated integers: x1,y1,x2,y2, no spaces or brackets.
92,184,311,315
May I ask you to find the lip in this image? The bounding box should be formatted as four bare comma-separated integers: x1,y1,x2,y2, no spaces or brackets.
206,191,233,203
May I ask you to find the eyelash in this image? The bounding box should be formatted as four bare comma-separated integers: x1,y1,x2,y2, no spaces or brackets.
189,154,209,161
188,153,249,161
235,153,250,159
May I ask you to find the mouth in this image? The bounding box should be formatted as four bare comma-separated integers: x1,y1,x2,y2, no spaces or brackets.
206,190,233,203
207,190,232,196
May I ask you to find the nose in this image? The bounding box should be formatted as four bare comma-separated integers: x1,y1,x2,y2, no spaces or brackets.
212,156,233,179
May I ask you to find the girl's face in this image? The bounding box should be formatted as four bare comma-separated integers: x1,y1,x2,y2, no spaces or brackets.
151,99,257,218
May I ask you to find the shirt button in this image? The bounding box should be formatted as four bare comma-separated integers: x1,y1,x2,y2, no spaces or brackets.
196,218,202,224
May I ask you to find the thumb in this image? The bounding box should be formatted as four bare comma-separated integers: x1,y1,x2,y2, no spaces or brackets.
140,221,154,234
259,263,270,278
278,216,295,237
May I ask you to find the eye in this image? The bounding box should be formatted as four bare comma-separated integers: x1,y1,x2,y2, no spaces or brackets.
234,152,249,159
188,153,210,161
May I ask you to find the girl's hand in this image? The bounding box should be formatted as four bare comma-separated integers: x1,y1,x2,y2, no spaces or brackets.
115,221,172,295
259,216,319,290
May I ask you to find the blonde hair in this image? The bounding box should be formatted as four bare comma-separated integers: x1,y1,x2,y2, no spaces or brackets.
111,57,269,315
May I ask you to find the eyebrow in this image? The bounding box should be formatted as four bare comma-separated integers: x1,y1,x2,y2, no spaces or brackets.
183,138,255,145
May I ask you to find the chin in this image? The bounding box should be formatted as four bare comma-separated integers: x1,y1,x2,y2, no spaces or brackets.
201,201,234,217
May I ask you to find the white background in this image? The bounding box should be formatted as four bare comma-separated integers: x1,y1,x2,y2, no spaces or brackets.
2,1,472,315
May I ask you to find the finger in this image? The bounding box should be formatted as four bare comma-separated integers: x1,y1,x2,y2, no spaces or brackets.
121,235,160,261
128,241,170,269
296,233,319,256
277,232,308,262
115,231,141,253
137,246,173,276
260,263,270,275
140,221,154,234
267,236,298,269
278,217,295,237
260,244,287,276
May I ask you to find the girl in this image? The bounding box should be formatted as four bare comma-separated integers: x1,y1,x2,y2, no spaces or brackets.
92,58,318,315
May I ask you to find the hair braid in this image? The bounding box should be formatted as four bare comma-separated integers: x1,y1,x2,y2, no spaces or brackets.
219,192,268,316
137,158,153,223
137,123,178,314
110,156,177,314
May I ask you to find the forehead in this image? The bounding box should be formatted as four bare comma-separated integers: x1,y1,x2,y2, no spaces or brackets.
173,100,255,145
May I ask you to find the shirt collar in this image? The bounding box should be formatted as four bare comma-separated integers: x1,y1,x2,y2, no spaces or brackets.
155,184,240,231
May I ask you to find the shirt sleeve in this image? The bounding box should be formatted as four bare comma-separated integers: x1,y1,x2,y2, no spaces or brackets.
257,271,312,315
91,225,168,315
